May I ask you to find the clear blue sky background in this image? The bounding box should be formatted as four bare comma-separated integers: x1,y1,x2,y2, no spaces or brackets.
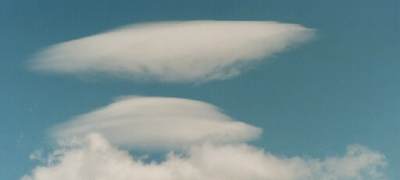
1,0,399,179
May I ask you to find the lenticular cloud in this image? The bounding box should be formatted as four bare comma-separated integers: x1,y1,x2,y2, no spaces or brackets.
31,21,314,82
52,96,261,149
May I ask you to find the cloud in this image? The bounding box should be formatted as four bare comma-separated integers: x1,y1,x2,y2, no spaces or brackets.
51,96,261,149
30,21,314,82
27,97,387,179
22,134,387,180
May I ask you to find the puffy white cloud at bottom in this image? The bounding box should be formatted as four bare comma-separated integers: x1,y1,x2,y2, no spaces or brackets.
22,134,386,180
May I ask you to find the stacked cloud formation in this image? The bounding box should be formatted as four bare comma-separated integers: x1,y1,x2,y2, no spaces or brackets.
24,21,388,180
24,97,386,180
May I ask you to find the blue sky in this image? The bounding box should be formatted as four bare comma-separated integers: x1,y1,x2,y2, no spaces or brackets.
1,0,399,179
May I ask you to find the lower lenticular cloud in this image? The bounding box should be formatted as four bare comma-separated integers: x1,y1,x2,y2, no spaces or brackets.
52,96,261,149
31,21,314,82
23,134,386,180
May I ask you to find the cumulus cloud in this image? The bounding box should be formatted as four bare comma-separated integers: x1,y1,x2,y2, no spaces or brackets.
30,21,314,82
22,134,387,180
52,96,261,149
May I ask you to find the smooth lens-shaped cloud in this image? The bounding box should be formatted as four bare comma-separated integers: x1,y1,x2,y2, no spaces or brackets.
31,21,314,82
52,96,261,149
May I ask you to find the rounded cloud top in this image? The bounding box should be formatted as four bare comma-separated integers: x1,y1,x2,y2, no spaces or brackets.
52,96,261,149
31,21,314,82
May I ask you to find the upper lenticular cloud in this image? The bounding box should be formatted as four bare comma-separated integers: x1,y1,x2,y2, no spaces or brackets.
31,21,314,82
52,96,261,149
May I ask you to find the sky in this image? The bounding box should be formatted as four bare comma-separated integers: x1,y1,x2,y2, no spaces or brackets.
1,0,399,179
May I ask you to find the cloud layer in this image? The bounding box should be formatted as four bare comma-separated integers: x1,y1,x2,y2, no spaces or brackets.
25,96,388,179
52,96,261,149
23,134,387,180
31,21,314,82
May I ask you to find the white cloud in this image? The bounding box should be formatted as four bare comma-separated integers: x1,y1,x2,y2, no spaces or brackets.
26,96,387,180
51,96,261,149
22,134,387,180
31,21,314,82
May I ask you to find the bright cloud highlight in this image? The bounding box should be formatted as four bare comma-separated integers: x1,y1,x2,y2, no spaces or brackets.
52,96,261,149
31,21,314,82
22,134,387,180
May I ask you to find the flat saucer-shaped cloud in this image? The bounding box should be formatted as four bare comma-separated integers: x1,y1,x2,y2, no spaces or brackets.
52,96,261,149
31,21,314,82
